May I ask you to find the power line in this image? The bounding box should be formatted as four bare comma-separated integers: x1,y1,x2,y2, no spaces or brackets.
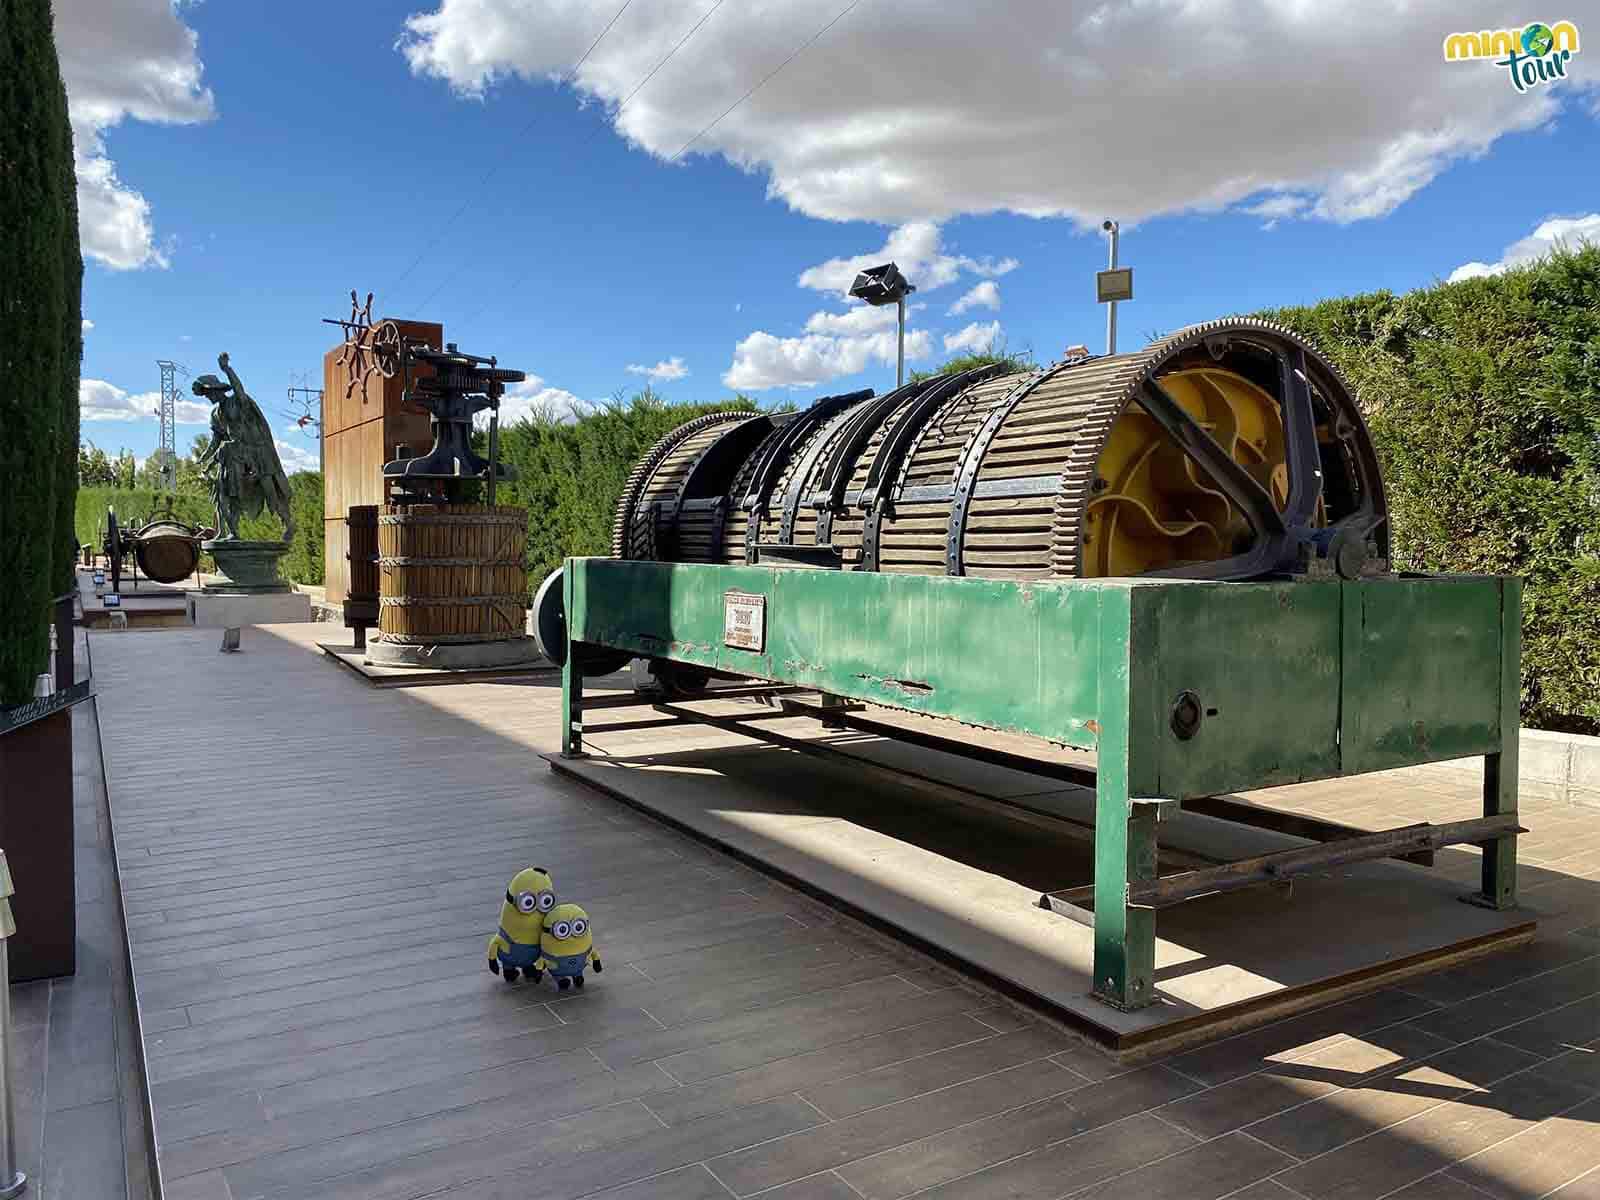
449,0,734,323
668,0,864,162
476,0,867,320
388,0,638,305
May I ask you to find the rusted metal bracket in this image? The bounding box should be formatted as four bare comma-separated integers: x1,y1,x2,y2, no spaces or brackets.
1122,813,1526,909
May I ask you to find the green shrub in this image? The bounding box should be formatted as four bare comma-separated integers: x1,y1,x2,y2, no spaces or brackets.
1261,246,1600,734
0,0,79,704
497,389,758,587
76,474,327,587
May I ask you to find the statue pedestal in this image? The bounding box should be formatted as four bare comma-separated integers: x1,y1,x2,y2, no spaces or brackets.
190,538,311,627
202,539,292,593
187,590,311,629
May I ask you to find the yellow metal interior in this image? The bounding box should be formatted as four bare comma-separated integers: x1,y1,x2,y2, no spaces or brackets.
1082,366,1321,577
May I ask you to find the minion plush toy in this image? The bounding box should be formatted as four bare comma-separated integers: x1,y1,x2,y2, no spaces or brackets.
537,903,602,990
486,867,556,983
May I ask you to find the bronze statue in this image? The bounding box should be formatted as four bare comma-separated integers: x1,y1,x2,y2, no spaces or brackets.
193,353,294,541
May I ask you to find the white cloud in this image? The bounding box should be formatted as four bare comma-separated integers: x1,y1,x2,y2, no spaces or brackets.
81,319,94,333
944,321,1002,355
803,304,898,336
625,356,690,382
798,222,1017,295
723,328,932,391
948,281,1000,316
53,0,215,269
1449,214,1600,282
80,378,208,424
396,1,1594,229
489,375,591,426
274,435,320,474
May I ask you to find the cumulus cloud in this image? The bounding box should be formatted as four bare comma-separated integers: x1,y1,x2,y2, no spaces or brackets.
949,281,1000,316
944,321,1002,355
626,356,690,382
80,378,207,424
274,435,320,475
82,319,95,333
803,304,898,336
724,328,932,391
798,223,1017,295
1449,214,1600,282
53,0,215,269
396,0,1593,228
490,375,591,426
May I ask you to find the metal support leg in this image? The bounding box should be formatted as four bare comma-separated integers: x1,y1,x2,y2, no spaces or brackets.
353,624,366,652
1471,577,1521,909
819,692,846,730
1091,590,1157,1011
1092,778,1159,1009
560,568,584,759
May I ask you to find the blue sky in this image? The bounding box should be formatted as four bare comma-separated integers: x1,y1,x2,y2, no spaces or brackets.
62,2,1600,471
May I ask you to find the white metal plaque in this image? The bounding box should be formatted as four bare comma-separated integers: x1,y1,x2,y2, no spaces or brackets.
723,591,766,651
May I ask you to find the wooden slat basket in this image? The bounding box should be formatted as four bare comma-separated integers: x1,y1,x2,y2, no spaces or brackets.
377,503,528,644
346,505,380,601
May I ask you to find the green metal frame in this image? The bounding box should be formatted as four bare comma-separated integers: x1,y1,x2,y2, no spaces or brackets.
559,558,1521,1009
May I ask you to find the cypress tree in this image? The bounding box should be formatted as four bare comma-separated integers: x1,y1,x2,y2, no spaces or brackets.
0,0,76,704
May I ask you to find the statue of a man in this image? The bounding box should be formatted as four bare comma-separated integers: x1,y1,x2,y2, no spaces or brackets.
192,353,296,541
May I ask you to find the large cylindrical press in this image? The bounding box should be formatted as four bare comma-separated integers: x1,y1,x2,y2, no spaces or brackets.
611,320,1387,582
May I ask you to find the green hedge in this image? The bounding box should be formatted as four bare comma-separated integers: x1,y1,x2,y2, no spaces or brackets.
496,391,759,587
0,0,79,704
1261,246,1600,734
76,475,326,587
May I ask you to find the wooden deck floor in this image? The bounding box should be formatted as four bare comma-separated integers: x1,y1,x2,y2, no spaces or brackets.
91,623,1600,1200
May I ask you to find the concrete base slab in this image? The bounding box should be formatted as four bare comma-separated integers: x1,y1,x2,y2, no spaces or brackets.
186,590,311,628
547,708,1534,1059
365,635,542,670
318,642,555,688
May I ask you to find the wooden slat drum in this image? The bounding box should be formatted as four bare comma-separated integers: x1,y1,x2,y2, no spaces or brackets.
377,504,528,644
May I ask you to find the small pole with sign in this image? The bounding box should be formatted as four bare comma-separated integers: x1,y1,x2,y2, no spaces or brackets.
0,850,26,1197
1097,220,1133,356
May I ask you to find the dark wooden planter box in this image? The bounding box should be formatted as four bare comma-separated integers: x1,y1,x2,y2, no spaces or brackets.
0,687,81,981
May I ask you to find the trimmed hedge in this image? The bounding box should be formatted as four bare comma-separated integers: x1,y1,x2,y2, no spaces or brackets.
1262,246,1600,734
0,0,79,705
496,392,759,587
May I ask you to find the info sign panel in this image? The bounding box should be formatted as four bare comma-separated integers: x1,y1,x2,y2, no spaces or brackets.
723,590,766,652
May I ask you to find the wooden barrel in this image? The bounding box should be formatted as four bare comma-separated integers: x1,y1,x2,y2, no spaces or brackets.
345,505,379,601
377,503,528,644
132,522,200,584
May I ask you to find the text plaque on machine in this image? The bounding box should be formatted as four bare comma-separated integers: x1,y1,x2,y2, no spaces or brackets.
723,591,766,652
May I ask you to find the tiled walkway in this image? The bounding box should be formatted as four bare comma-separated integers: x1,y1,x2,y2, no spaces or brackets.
85,624,1599,1200
10,634,153,1200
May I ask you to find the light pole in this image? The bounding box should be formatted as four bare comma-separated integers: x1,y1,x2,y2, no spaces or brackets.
1095,221,1133,357
848,263,917,387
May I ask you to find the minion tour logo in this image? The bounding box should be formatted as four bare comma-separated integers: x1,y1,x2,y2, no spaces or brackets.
1444,21,1581,92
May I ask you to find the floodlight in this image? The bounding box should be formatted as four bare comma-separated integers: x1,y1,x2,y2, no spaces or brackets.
847,263,914,307
848,262,917,385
